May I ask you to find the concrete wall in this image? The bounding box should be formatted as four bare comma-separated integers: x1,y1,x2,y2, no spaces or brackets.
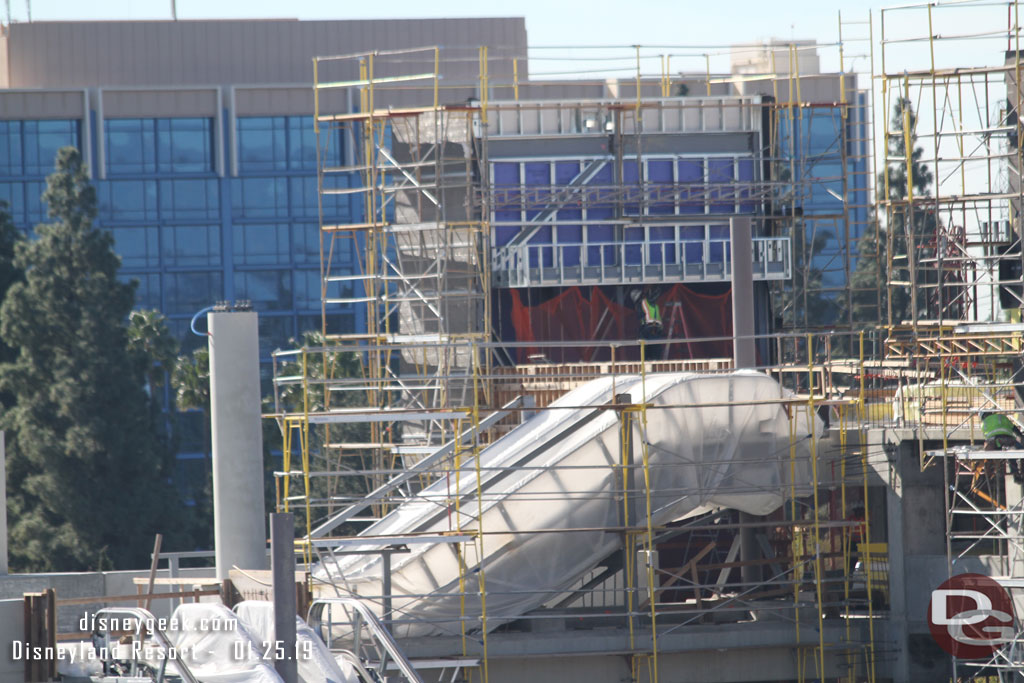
486,647,848,683
0,567,216,633
1,18,527,90
0,599,22,683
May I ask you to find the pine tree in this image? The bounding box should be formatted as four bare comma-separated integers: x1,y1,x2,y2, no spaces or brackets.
0,202,24,401
0,147,186,571
845,98,937,326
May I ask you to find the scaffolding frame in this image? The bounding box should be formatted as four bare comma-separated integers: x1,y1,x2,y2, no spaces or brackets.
270,30,890,683
874,4,1024,679
272,330,885,683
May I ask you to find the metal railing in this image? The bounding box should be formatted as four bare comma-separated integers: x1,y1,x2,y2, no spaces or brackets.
492,236,791,287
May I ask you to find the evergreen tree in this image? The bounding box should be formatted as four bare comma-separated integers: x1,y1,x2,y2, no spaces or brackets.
774,223,831,328
847,222,887,325
0,147,185,571
845,98,937,326
0,202,24,400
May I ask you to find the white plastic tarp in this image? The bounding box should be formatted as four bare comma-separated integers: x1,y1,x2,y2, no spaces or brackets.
313,371,820,637
165,603,283,683
234,601,358,683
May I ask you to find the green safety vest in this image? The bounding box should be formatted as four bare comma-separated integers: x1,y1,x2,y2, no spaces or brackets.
642,299,661,325
982,413,1016,440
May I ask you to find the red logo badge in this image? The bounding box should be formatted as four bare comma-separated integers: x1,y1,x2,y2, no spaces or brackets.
928,573,1016,659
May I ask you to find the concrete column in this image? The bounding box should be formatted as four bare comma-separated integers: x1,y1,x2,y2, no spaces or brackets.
271,513,297,683
885,440,910,682
730,216,756,368
209,309,267,580
731,217,759,584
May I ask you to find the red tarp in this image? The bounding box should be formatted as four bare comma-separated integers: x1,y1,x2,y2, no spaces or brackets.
507,285,733,363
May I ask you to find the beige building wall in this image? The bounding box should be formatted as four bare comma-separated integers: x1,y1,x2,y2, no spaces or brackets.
0,18,528,91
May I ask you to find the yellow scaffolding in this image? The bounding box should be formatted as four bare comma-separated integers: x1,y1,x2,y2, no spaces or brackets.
269,36,891,683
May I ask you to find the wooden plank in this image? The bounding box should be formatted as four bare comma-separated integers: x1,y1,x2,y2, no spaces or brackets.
131,577,222,586
56,588,220,607
45,590,56,681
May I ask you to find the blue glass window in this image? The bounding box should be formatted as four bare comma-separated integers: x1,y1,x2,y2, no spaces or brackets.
289,176,320,218
0,180,47,227
105,118,213,175
0,120,79,177
319,174,354,220
294,270,324,310
708,224,730,264
493,163,519,186
293,223,322,265
647,159,674,216
294,270,348,310
169,319,207,354
236,269,292,311
237,118,287,171
24,120,80,175
738,158,756,213
257,315,295,354
708,158,734,214
493,162,521,247
233,223,290,266
237,116,341,172
157,118,214,173
111,226,160,268
165,271,222,315
163,224,221,267
681,226,705,265
0,122,24,176
287,117,318,169
622,160,641,215
297,314,324,335
120,272,161,309
677,158,703,215
99,180,159,222
231,177,289,218
106,119,157,174
159,179,219,220
554,161,582,265
304,311,356,337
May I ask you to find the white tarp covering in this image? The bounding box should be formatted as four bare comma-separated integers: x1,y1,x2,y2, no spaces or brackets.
234,601,358,683
166,603,283,683
313,371,820,637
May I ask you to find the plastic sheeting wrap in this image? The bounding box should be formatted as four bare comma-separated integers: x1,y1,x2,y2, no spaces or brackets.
234,601,358,683
313,371,821,637
165,603,282,683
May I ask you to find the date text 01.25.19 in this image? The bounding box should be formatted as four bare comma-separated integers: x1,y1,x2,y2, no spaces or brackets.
233,639,315,661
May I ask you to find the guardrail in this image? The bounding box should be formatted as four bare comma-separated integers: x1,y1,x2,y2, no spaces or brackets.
492,236,790,287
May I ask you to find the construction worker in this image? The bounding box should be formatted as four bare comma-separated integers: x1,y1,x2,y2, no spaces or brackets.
981,410,1024,483
981,411,1019,451
631,288,663,340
